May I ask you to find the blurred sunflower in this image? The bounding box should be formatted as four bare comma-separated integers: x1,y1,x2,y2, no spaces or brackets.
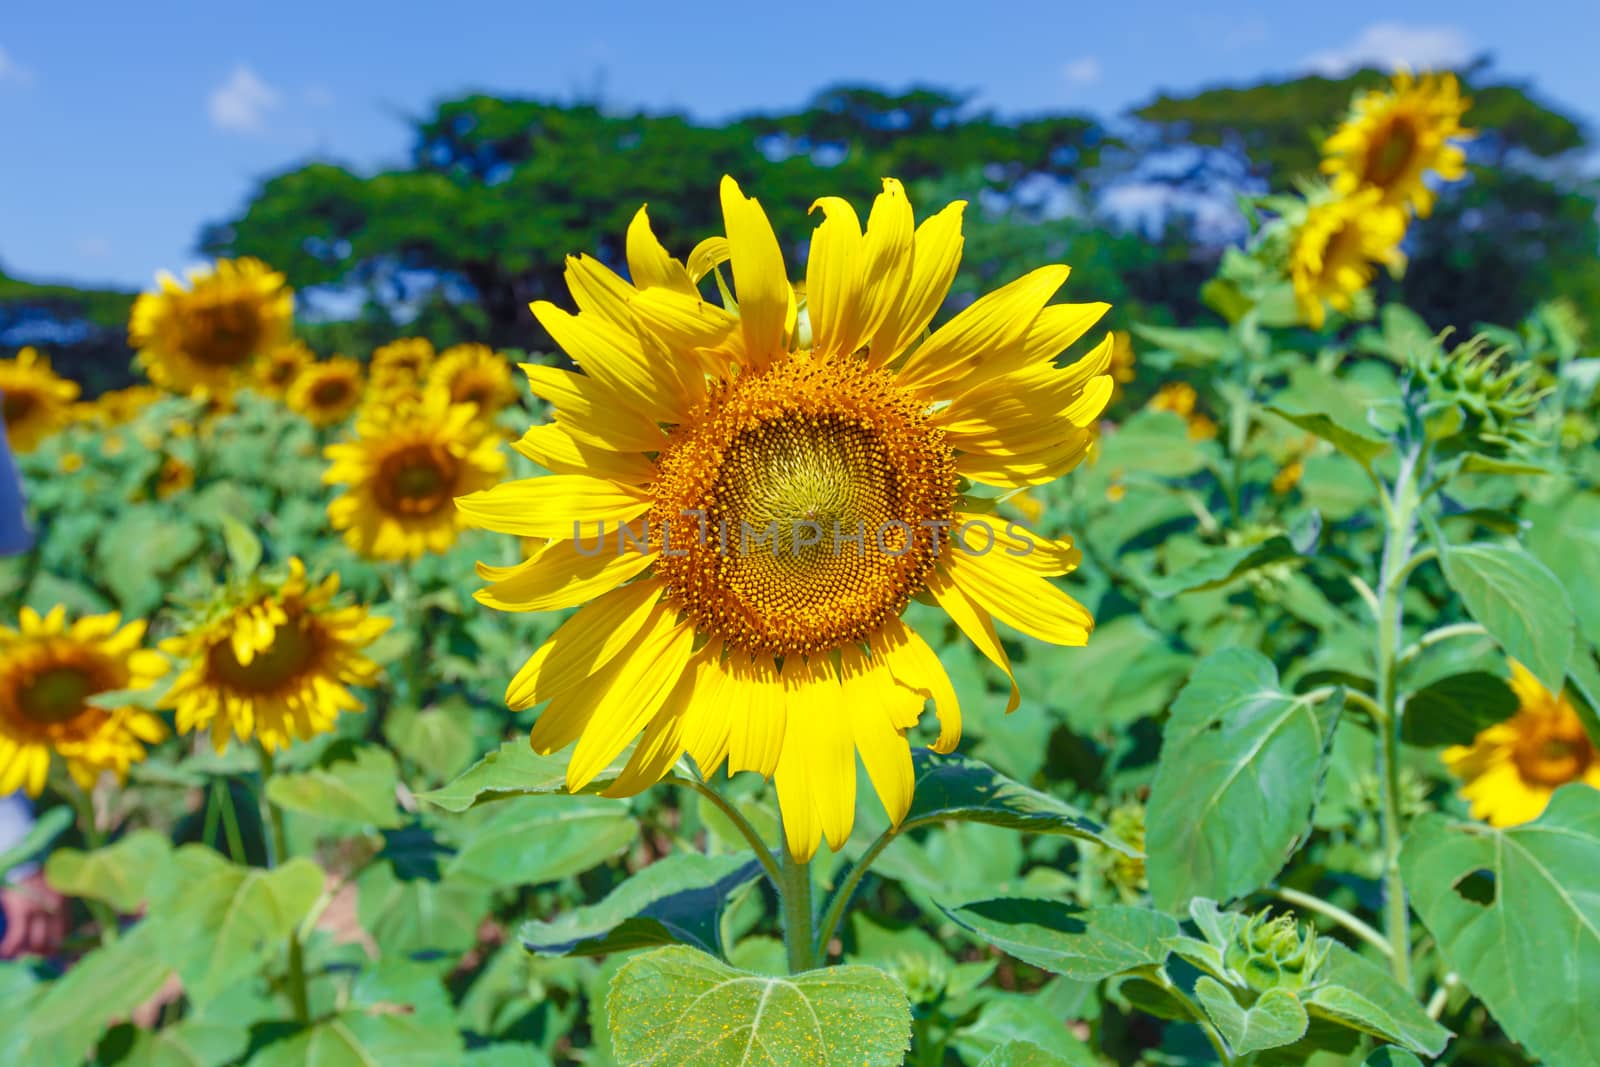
1108,330,1136,403
79,384,164,428
129,258,293,398
458,176,1110,860
325,387,506,560
426,343,518,422
0,607,168,796
1290,189,1407,330
154,455,195,499
160,558,391,753
1443,661,1600,827
1146,382,1217,441
288,357,365,427
255,340,315,399
1322,71,1472,218
0,347,80,454
369,338,436,396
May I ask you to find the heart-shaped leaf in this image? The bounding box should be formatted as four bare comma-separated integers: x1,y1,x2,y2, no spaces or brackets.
1193,977,1309,1055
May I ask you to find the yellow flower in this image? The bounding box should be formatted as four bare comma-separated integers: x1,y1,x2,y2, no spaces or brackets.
85,384,165,428
1322,71,1473,218
369,338,435,395
155,455,195,499
0,607,168,795
457,176,1111,860
255,340,315,399
160,559,392,753
287,357,365,427
0,347,80,453
1443,661,1600,827
129,258,294,398
426,343,519,422
1290,189,1407,330
1147,382,1217,441
59,452,85,474
1108,330,1135,403
324,387,506,560
1271,459,1305,495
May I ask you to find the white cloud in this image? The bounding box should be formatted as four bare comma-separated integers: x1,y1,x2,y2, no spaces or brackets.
209,65,280,132
0,44,33,85
1304,22,1472,76
1061,57,1102,85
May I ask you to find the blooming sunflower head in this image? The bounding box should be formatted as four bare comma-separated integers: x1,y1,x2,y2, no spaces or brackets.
1322,70,1473,218
129,258,294,399
159,558,392,753
255,339,316,399
369,338,436,397
456,176,1112,860
426,343,519,423
1443,660,1599,827
0,347,81,453
324,387,507,560
287,357,365,428
1146,381,1217,440
1290,187,1407,330
78,384,165,429
0,606,168,795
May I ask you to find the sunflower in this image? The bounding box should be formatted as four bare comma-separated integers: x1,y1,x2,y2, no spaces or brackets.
129,258,293,398
368,338,436,397
154,455,195,499
255,340,315,399
1290,189,1407,330
160,558,392,753
325,387,506,560
1322,71,1472,218
287,357,365,427
0,607,168,796
456,177,1111,861
0,347,80,453
426,343,518,422
1108,330,1135,403
1443,661,1600,827
80,384,165,428
1147,382,1217,441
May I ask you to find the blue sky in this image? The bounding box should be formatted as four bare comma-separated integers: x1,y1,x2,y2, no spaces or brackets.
1,1,1595,290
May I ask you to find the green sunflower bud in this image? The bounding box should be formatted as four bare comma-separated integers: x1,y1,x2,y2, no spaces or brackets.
1412,333,1547,459
1222,909,1330,994
1107,804,1148,895
883,951,951,1007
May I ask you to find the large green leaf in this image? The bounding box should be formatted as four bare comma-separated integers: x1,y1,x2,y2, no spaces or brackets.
952,999,1098,1066
446,795,637,888
114,1019,251,1067
975,1041,1090,1067
1401,785,1600,1067
1146,648,1341,911
1144,536,1301,598
1098,410,1210,478
1193,977,1308,1055
1265,407,1390,470
1303,943,1450,1058
522,853,763,958
899,750,1133,852
1400,671,1518,747
146,845,325,1004
1525,492,1600,648
0,805,72,880
44,829,172,912
356,861,489,957
606,945,911,1066
1438,541,1574,692
418,739,639,811
940,898,1177,981
264,743,403,829
247,1013,464,1066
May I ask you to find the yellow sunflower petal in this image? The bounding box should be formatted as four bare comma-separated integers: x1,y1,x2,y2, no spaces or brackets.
945,546,1093,647
473,541,656,613
870,199,966,369
896,265,1070,391
719,176,790,369
455,476,650,539
926,567,1020,713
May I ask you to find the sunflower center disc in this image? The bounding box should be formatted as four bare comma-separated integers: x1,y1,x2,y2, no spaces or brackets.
184,298,264,366
207,616,320,693
651,354,956,657
1364,117,1419,188
312,378,353,407
376,444,459,516
17,665,100,725
1515,723,1594,786
2,390,35,425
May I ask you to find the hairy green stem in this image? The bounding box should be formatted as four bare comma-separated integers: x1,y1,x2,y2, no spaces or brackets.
210,778,247,863
815,830,898,960
678,777,781,888
63,780,119,946
258,745,311,1023
777,842,816,974
1148,968,1233,1066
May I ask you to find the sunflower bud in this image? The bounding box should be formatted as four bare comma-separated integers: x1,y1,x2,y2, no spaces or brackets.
1107,804,1148,895
1413,334,1546,458
1222,910,1329,994
883,951,951,1007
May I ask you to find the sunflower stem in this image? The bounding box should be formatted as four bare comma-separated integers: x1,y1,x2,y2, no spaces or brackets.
63,780,119,946
777,841,817,974
257,745,311,1024
210,778,247,864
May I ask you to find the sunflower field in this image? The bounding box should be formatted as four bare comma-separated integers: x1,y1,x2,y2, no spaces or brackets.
1,68,1598,1067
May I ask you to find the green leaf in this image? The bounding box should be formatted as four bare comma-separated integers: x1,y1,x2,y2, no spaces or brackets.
386,706,477,783
1099,410,1209,478
975,1040,1089,1067
44,829,172,912
1146,648,1341,911
216,514,264,578
246,1013,464,1067
146,845,325,1004
1364,1049,1425,1067
953,999,1098,1066
114,1019,250,1067
264,744,403,829
1193,977,1309,1055
1524,492,1600,649
0,805,72,880
606,945,911,1067
899,749,1133,852
1131,322,1234,363
446,795,637,888
1144,536,1300,597
521,853,762,958
1265,407,1390,470
1305,943,1450,1056
1438,541,1574,691
1401,785,1600,1067
940,898,1178,981
356,861,489,957
1400,671,1518,747
1458,452,1551,477
418,739,633,811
